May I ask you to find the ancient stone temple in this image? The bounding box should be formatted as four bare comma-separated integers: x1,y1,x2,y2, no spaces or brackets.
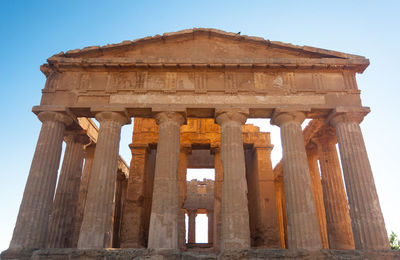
2,28,398,259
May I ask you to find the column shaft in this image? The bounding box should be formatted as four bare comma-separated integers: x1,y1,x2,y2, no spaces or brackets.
47,134,88,248
120,145,148,248
272,111,321,249
72,144,95,247
77,112,128,249
9,112,71,249
213,148,223,250
216,110,250,250
147,112,184,249
314,128,355,250
188,210,197,244
178,149,188,249
208,210,214,244
331,113,388,249
306,144,329,249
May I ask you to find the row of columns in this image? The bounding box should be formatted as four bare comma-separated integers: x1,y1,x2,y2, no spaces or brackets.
271,110,388,250
8,108,389,251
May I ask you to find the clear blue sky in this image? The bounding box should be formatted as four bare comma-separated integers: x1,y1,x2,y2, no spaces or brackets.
1,0,399,251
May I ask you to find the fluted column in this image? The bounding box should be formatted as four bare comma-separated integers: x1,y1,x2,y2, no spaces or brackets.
77,112,129,249
9,112,72,249
178,147,189,249
47,134,90,248
147,112,185,249
72,144,95,247
313,127,355,249
271,111,321,249
306,143,329,249
212,147,223,250
207,209,214,244
330,111,389,249
188,210,197,244
215,109,250,250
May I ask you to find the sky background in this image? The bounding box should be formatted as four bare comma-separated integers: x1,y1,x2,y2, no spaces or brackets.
1,0,399,251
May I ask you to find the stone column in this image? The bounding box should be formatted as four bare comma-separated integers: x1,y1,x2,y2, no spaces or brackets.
212,147,223,250
305,143,329,249
72,144,95,247
330,111,389,249
215,109,251,250
120,144,148,248
77,112,129,249
178,147,189,249
207,209,214,244
47,133,89,248
147,112,185,249
313,127,355,249
188,210,197,244
271,111,322,249
9,112,72,249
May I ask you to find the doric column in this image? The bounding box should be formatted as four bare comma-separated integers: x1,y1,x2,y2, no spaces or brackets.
178,147,189,249
120,144,148,248
313,127,355,249
9,112,72,249
330,111,389,249
72,144,95,247
77,112,129,249
147,112,185,249
47,133,90,248
271,111,321,249
215,109,250,250
305,143,329,249
207,209,214,244
188,210,197,244
212,147,223,250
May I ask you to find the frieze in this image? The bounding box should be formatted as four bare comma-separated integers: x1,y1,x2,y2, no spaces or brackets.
53,71,351,98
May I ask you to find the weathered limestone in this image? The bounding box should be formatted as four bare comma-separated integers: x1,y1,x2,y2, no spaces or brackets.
73,144,95,247
305,143,329,249
188,210,197,244
312,127,355,250
178,148,189,249
120,144,148,248
215,109,251,250
112,170,128,248
147,112,185,249
330,111,389,249
77,112,129,249
4,29,393,259
246,144,280,248
47,134,90,248
207,210,214,244
271,111,322,249
9,112,72,249
213,148,223,251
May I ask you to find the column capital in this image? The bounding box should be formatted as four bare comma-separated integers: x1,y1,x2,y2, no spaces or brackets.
154,111,185,126
326,107,370,127
215,109,248,126
271,110,305,127
306,141,318,156
312,126,337,145
64,133,91,145
95,111,130,125
37,111,73,126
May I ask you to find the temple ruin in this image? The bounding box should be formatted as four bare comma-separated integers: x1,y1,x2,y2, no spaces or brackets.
2,28,398,259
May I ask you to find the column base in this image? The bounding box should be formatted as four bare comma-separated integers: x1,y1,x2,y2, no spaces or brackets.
2,248,399,260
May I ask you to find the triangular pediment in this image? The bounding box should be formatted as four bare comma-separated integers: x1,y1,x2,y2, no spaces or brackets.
48,28,367,68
